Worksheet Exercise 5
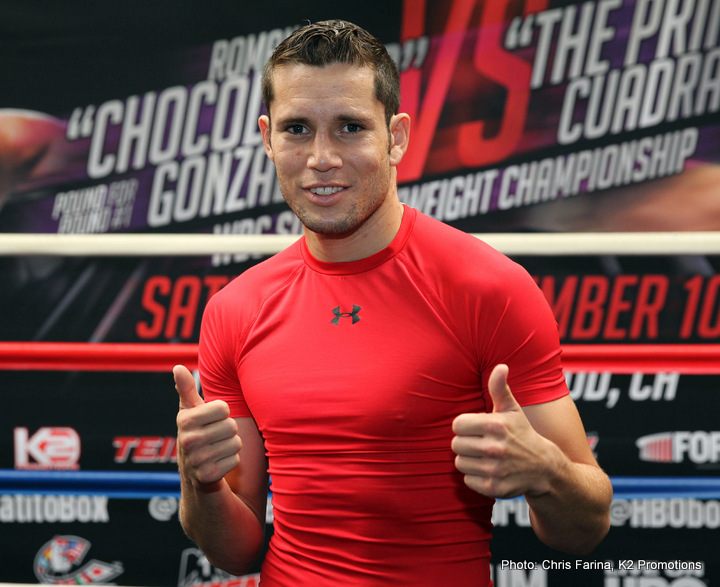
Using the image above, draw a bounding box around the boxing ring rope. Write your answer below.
[3,230,720,256]
[1,468,717,500]
[2,230,720,501]
[0,341,719,374]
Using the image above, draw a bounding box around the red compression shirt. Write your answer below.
[199,206,568,586]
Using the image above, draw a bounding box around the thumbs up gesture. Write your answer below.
[174,365,242,488]
[451,364,555,499]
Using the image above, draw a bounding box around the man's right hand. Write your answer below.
[174,365,242,488]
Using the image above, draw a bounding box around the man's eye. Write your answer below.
[343,123,362,133]
[287,124,306,135]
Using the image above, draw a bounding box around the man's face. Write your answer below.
[259,63,406,239]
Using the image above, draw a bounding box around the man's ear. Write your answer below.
[258,115,274,161]
[388,113,410,167]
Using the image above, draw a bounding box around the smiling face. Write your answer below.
[259,63,410,260]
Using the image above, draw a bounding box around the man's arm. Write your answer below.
[521,389,612,554]
[174,365,268,575]
[452,364,612,555]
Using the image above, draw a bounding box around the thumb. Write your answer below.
[173,365,204,410]
[488,364,520,413]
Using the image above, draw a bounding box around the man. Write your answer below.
[174,20,612,586]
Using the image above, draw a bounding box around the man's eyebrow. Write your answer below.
[274,112,374,127]
[336,111,373,123]
[275,116,310,127]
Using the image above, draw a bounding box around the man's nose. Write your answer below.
[307,133,342,171]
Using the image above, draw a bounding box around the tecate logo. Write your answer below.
[14,427,81,470]
[637,431,720,464]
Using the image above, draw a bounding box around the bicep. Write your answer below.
[523,395,598,467]
[224,416,269,526]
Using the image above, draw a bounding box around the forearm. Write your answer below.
[180,477,265,575]
[525,451,612,555]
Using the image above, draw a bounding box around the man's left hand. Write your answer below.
[451,364,556,499]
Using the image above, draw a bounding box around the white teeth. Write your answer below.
[310,186,344,196]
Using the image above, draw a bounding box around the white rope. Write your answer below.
[1,231,720,256]
[0,233,301,256]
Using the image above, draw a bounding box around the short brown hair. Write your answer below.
[261,20,400,125]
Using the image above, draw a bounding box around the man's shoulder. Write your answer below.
[407,209,521,280]
[208,238,305,309]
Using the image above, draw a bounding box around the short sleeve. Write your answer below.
[198,288,253,418]
[476,257,568,408]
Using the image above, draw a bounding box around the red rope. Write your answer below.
[559,344,720,374]
[0,342,718,373]
[0,342,199,372]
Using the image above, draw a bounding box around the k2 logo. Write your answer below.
[331,305,361,325]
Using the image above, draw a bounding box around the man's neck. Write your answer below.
[304,200,404,263]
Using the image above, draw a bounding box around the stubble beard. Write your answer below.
[279,165,393,239]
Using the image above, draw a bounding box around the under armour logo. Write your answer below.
[331,305,361,325]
